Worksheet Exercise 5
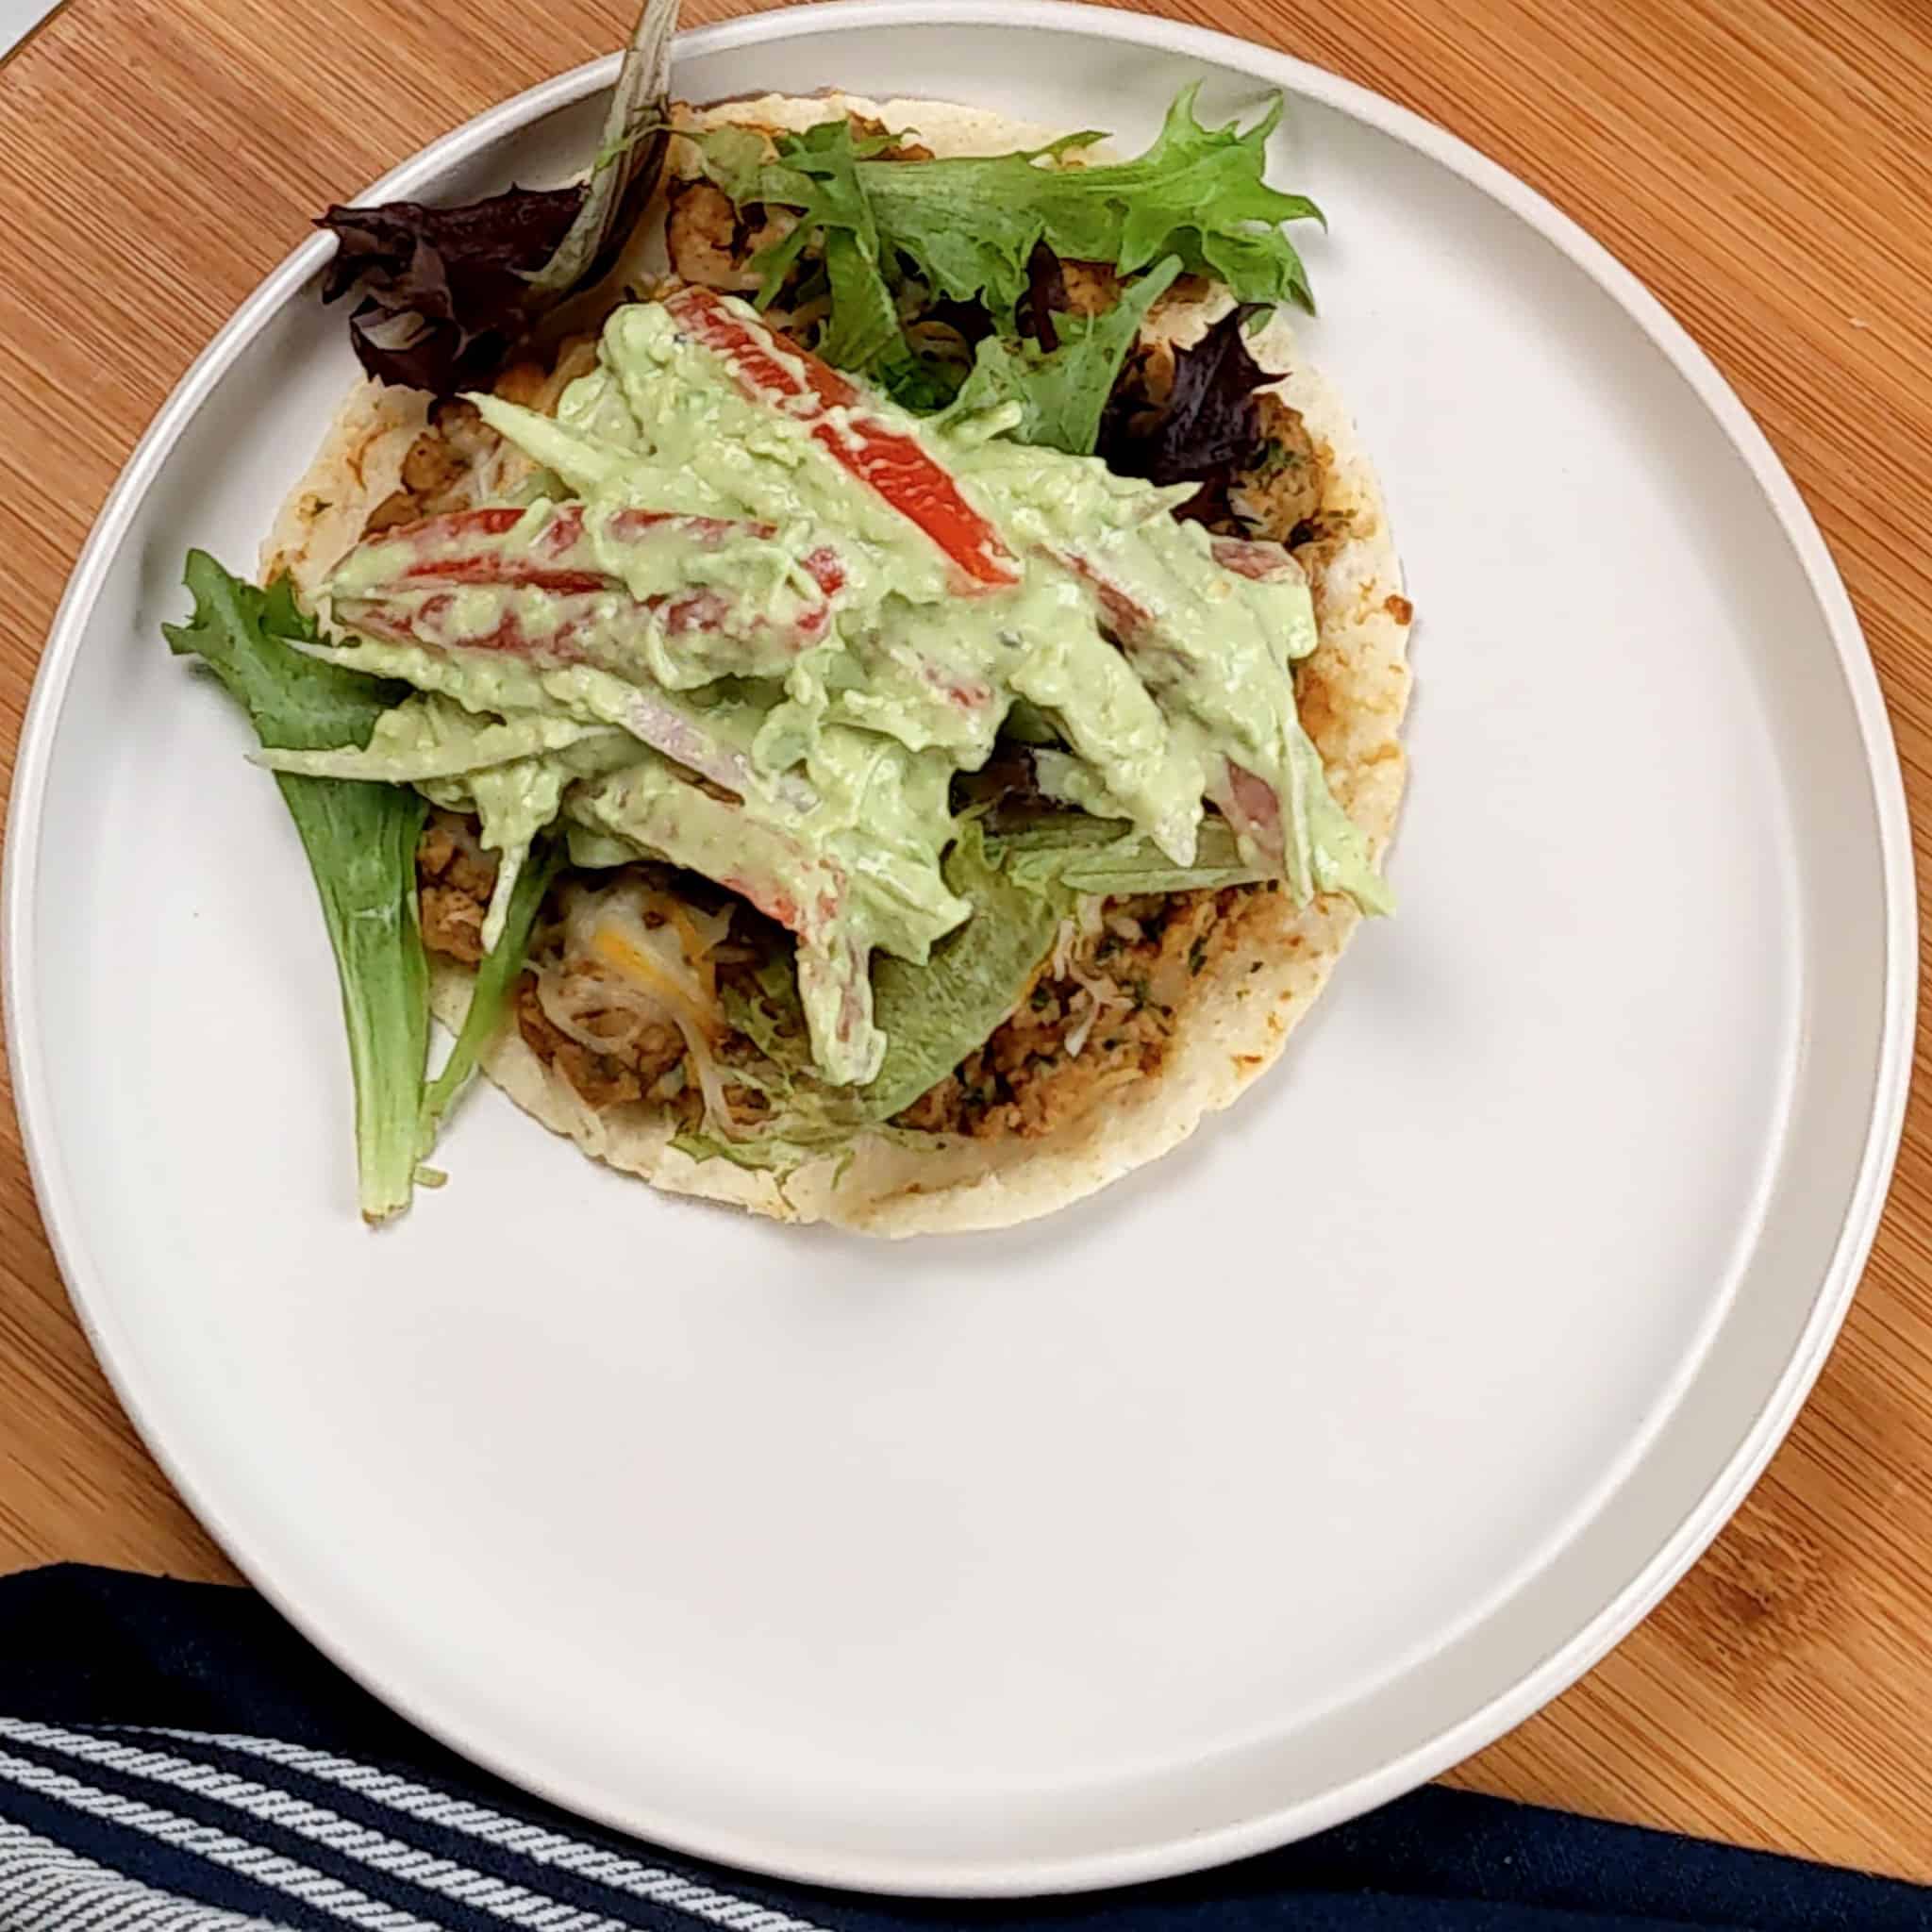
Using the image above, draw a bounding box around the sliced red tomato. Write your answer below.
[662,285,1021,594]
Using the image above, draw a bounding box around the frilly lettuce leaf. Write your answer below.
[820,228,905,372]
[695,85,1320,435]
[708,85,1318,323]
[168,564,402,752]
[940,257,1180,457]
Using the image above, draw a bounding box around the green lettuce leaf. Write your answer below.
[819,226,904,371]
[989,812,1271,894]
[164,553,430,1224]
[858,822,1072,1120]
[704,117,886,306]
[1299,733,1393,915]
[168,564,404,751]
[418,838,559,1151]
[420,758,569,955]
[723,822,1071,1146]
[251,693,622,782]
[700,84,1320,356]
[874,347,973,414]
[670,1129,824,1175]
[940,257,1180,456]
[993,782,1391,910]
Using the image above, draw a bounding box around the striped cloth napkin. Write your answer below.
[0,1566,1923,1931]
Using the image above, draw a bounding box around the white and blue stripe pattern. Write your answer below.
[0,1722,826,1932]
[0,1817,287,1932]
[123,1735,815,1932]
[4,1590,1929,1932]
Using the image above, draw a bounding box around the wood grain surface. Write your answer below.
[2,0,1928,1884]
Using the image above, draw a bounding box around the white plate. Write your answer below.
[4,0,1914,1897]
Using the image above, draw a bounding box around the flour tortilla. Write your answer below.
[270,92,1412,1237]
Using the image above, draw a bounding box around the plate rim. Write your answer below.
[3,0,1917,1894]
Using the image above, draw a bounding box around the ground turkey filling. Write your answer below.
[389,111,1347,1147]
[418,812,1278,1141]
[891,884,1276,1137]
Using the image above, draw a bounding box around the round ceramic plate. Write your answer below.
[4,0,1914,1897]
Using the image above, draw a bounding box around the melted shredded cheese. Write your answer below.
[1048,897,1129,1056]
[542,880,745,1128]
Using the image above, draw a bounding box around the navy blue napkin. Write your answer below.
[0,1565,1922,1931]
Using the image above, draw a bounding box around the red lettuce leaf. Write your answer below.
[1019,241,1069,352]
[314,0,675,398]
[1099,304,1272,503]
[317,187,587,395]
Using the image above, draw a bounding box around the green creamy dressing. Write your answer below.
[312,296,1381,1085]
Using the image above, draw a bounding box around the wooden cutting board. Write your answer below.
[2,0,1927,1884]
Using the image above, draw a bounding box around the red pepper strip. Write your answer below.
[1050,547,1156,645]
[591,765,880,1081]
[798,928,878,1079]
[340,504,847,658]
[1046,545,1198,689]
[385,503,607,594]
[1053,540,1301,645]
[915,660,996,711]
[662,285,1021,593]
[1208,535,1302,583]
[334,590,818,811]
[1051,542,1300,878]
[1208,758,1287,869]
[358,505,844,616]
[336,591,590,661]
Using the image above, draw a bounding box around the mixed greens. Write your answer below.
[170,42,1376,1219]
[687,87,1319,441]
